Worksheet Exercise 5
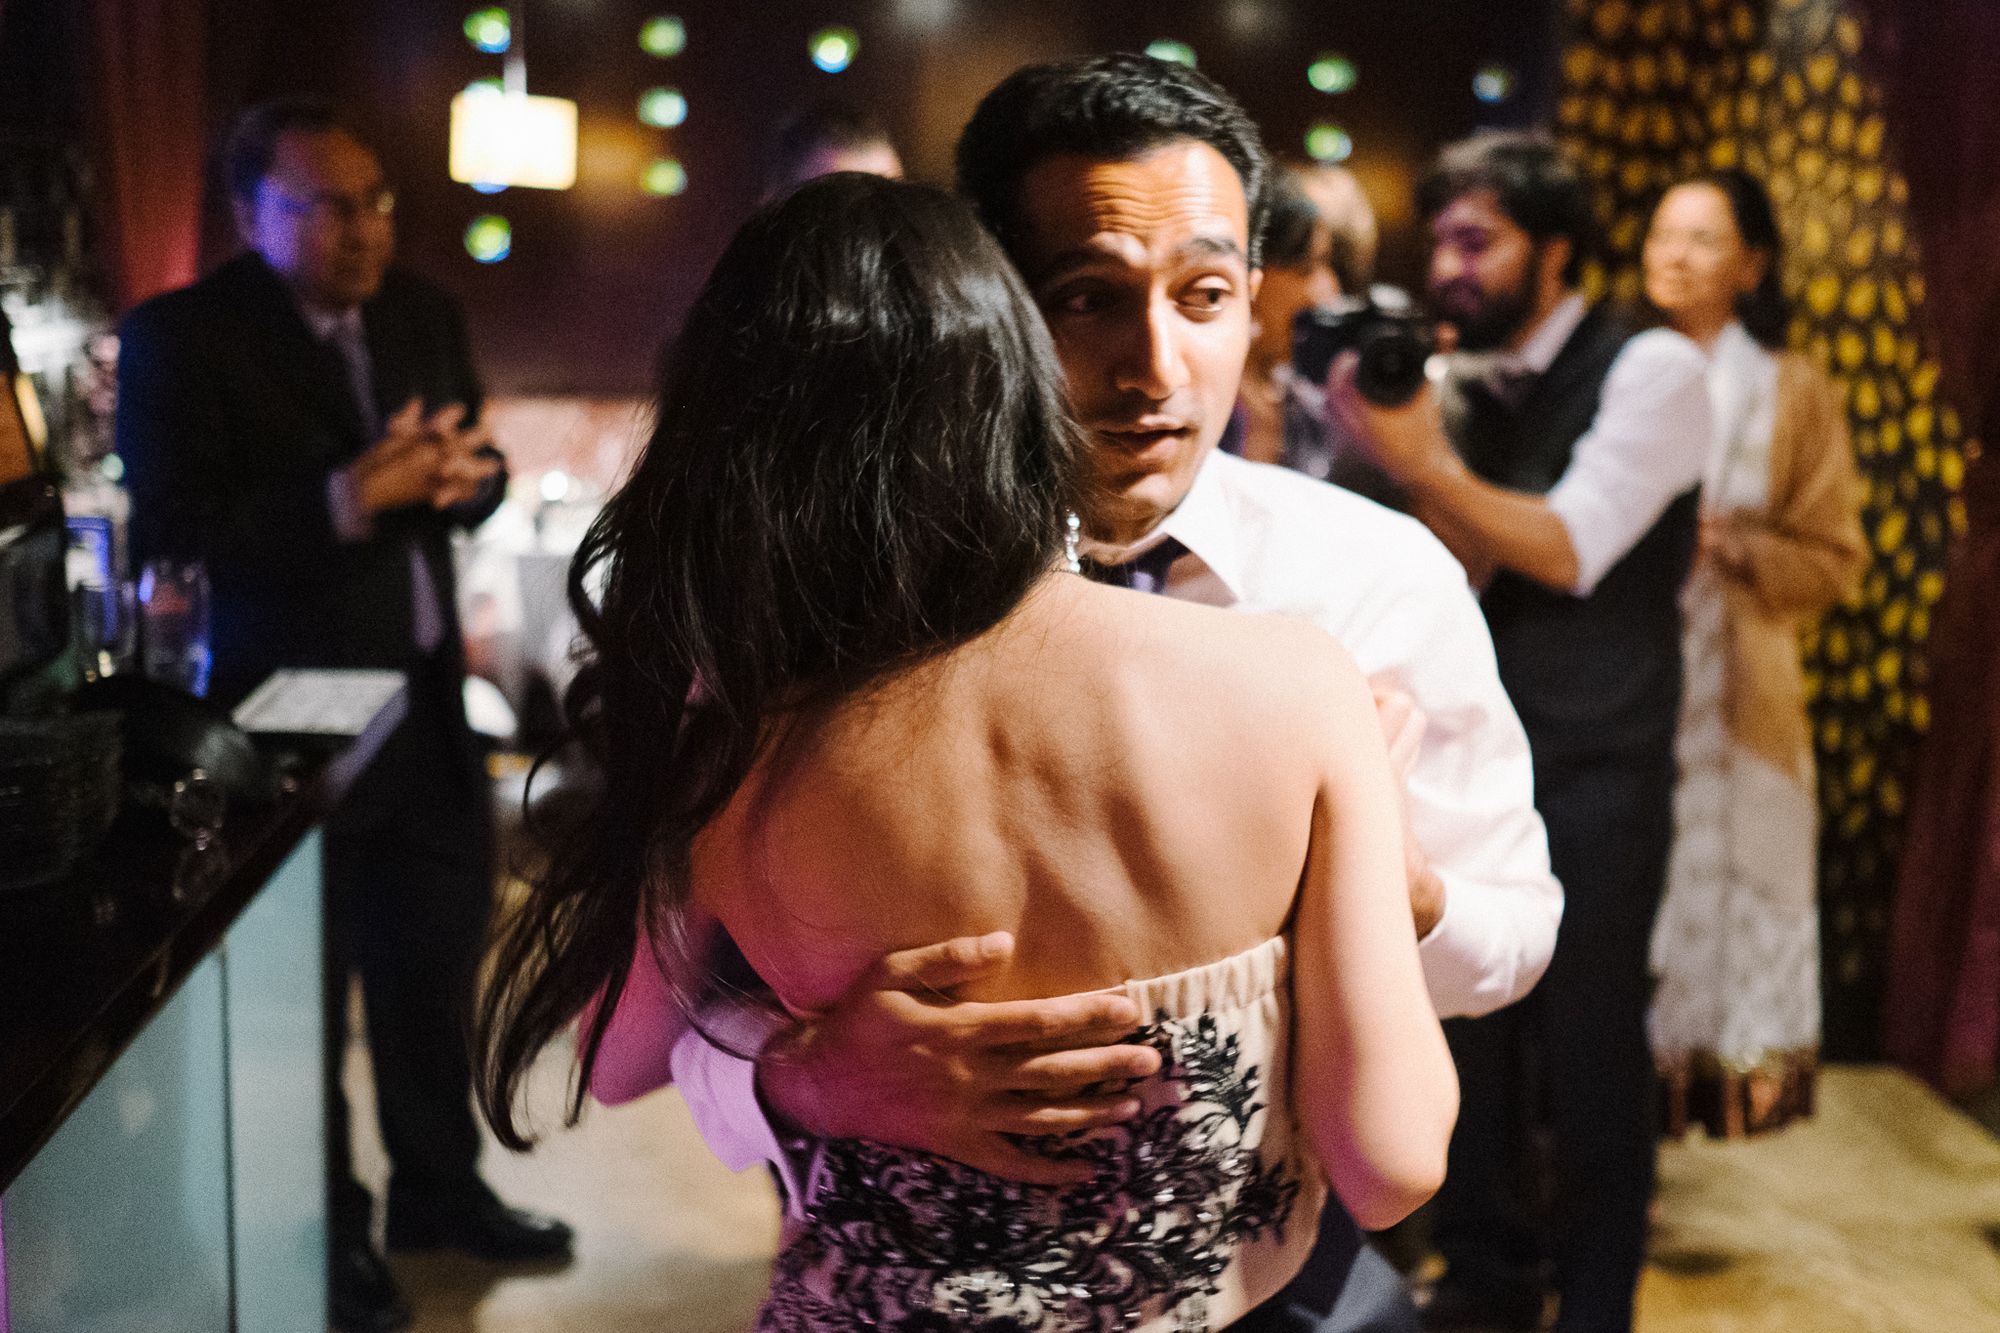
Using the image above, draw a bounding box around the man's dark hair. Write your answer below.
[1417,131,1596,285]
[223,97,371,203]
[956,53,1273,267]
[476,175,1090,1148]
[768,101,896,195]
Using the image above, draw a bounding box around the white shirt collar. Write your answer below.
[297,300,363,344]
[1503,292,1588,376]
[1708,320,1761,371]
[1077,448,1248,603]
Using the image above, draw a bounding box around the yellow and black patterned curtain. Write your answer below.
[1552,0,1971,1054]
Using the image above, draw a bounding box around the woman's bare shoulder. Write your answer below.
[1050,580,1371,737]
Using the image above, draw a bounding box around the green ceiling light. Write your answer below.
[1305,122,1354,163]
[464,214,513,263]
[1473,64,1517,104]
[638,87,687,128]
[641,157,689,196]
[464,7,511,53]
[1145,39,1197,68]
[810,25,859,73]
[1308,54,1357,94]
[639,15,687,57]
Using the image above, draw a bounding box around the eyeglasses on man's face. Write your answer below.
[263,185,396,228]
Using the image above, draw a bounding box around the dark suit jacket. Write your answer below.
[117,253,505,707]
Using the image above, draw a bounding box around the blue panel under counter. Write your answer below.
[2,955,233,1332]
[225,832,328,1333]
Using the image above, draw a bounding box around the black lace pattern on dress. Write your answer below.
[758,1011,1303,1333]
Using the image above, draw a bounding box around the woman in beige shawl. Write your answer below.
[1641,170,1867,1136]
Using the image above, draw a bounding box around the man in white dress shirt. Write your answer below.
[616,58,1562,1331]
[1329,133,1711,1333]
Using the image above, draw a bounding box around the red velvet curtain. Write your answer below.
[87,0,208,311]
[1865,0,2000,1097]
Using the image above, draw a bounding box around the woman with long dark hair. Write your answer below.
[1642,169,1866,1136]
[476,173,1454,1329]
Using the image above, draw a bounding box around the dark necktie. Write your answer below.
[1482,364,1538,412]
[325,311,380,438]
[322,313,445,655]
[1082,537,1188,594]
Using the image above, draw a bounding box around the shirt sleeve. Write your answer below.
[1348,531,1563,1017]
[1544,329,1712,596]
[669,1007,813,1211]
[326,465,373,542]
[587,921,811,1206]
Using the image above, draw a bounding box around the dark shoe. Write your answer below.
[386,1179,575,1263]
[330,1236,413,1333]
[1420,1277,1546,1331]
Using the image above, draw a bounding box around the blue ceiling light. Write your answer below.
[638,87,687,128]
[810,26,859,73]
[1474,64,1517,104]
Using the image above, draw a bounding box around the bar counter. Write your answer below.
[0,688,403,1332]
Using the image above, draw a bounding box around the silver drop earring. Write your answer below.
[1062,511,1082,574]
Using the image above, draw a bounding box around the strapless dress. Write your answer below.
[757,933,1327,1332]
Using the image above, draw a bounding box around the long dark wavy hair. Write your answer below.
[476,173,1090,1148]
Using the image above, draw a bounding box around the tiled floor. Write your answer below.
[349,1049,2000,1332]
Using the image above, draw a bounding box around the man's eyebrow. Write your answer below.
[1033,246,1118,285]
[1178,235,1247,265]
[1033,233,1247,285]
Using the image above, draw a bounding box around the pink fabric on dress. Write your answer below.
[585,931,692,1106]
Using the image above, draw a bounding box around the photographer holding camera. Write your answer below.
[1236,165,1423,512]
[1328,133,1710,1333]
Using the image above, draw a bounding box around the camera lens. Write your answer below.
[1355,325,1430,406]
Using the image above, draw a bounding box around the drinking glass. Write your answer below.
[138,559,212,697]
[71,576,135,681]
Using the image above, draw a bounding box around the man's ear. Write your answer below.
[1248,267,1264,302]
[231,193,259,249]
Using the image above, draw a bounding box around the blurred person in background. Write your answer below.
[1330,132,1711,1333]
[1238,168,1340,467]
[116,98,569,1333]
[764,100,905,199]
[1299,162,1380,298]
[1235,164,1408,509]
[1641,169,1865,1138]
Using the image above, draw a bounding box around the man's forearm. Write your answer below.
[1405,456,1580,593]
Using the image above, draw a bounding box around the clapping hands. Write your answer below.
[352,398,503,517]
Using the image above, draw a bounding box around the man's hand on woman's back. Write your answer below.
[755,931,1164,1186]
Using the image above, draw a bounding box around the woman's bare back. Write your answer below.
[692,571,1340,1011]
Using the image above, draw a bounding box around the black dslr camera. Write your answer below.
[1292,291,1435,407]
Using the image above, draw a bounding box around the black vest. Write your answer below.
[1448,306,1699,772]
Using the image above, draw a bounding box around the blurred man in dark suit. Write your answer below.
[117,99,570,1333]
